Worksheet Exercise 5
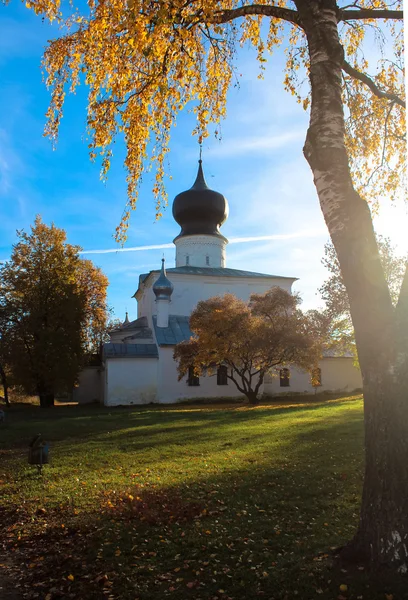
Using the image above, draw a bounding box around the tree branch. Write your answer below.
[213,4,300,27]
[254,371,265,396]
[339,9,403,22]
[342,60,406,108]
[227,371,246,395]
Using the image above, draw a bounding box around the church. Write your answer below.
[74,161,362,405]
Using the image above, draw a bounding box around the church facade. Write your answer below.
[74,162,362,405]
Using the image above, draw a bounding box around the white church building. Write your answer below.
[74,161,362,406]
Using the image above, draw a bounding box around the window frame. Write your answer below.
[311,367,322,387]
[187,366,200,387]
[279,368,290,387]
[217,365,228,386]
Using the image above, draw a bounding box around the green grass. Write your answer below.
[0,395,406,600]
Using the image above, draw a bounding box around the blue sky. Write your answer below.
[1,3,407,320]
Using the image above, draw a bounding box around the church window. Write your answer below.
[311,367,322,387]
[206,255,210,266]
[188,366,200,386]
[280,368,290,387]
[217,365,228,385]
[186,255,190,265]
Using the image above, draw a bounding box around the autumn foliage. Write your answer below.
[174,288,323,404]
[5,1,401,241]
[0,216,109,406]
[5,0,407,571]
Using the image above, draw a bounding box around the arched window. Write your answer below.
[206,255,210,266]
[279,368,290,387]
[186,255,190,265]
[187,366,199,387]
[217,365,228,386]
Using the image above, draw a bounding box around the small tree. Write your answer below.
[174,289,322,405]
[0,217,109,407]
[319,236,406,355]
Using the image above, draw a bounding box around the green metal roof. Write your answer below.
[152,315,192,346]
[136,266,297,296]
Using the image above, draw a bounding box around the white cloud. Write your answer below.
[206,130,304,159]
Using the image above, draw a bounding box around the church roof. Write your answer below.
[104,343,158,358]
[136,266,297,296]
[153,258,174,300]
[108,315,152,336]
[152,315,192,346]
[172,160,229,240]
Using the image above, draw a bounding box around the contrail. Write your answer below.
[79,229,326,256]
[79,243,174,255]
[228,230,325,244]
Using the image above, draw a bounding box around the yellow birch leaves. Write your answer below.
[17,0,405,239]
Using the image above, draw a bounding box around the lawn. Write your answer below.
[0,395,406,600]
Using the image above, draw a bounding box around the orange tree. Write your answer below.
[5,0,407,570]
[174,289,322,405]
[0,217,109,407]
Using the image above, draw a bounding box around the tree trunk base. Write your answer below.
[337,539,371,565]
[337,528,408,573]
[39,393,55,408]
[246,394,260,405]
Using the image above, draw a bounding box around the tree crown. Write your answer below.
[0,216,109,395]
[7,0,404,240]
[174,288,324,401]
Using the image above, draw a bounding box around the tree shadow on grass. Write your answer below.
[2,407,397,600]
[0,395,362,450]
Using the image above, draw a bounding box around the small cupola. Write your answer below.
[153,259,173,329]
[153,258,174,301]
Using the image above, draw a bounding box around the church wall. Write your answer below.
[72,367,102,404]
[105,358,158,406]
[263,358,362,396]
[157,347,249,404]
[174,235,227,268]
[319,358,362,392]
[140,274,294,324]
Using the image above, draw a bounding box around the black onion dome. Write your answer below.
[153,259,174,300]
[172,161,229,240]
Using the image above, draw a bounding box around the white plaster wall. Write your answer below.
[139,273,295,323]
[320,358,362,392]
[157,347,251,403]
[175,235,227,268]
[263,358,362,396]
[73,367,102,404]
[105,358,158,406]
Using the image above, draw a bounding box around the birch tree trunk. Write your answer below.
[295,0,408,570]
